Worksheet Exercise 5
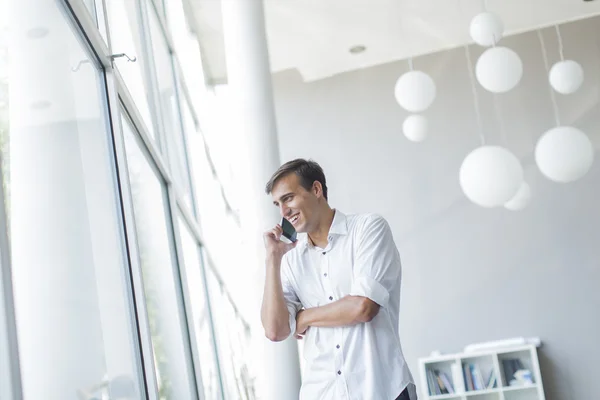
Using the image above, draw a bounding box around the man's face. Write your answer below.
[271,173,319,234]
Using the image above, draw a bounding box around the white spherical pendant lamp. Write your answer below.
[549,60,584,94]
[504,182,532,211]
[394,70,437,113]
[535,126,594,183]
[476,47,523,93]
[470,12,504,47]
[402,115,428,142]
[460,146,524,207]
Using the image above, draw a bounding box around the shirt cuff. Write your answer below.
[350,275,390,308]
[287,304,298,337]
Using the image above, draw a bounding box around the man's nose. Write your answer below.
[280,205,291,217]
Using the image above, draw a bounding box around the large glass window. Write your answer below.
[2,1,144,398]
[105,0,156,139]
[121,112,196,400]
[177,216,223,400]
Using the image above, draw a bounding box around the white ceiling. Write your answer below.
[191,0,600,84]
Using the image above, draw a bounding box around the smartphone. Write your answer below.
[281,217,298,243]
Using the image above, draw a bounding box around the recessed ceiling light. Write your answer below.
[30,100,51,110]
[27,27,49,39]
[349,45,366,54]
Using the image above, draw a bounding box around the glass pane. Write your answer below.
[121,114,195,400]
[164,0,207,119]
[146,4,192,206]
[205,264,256,400]
[187,127,228,240]
[95,0,109,43]
[83,0,98,23]
[171,79,194,207]
[2,1,144,398]
[105,0,155,139]
[177,216,223,400]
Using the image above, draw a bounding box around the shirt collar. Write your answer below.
[301,209,348,252]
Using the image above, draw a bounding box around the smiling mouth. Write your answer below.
[289,214,300,225]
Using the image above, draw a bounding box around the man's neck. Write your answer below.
[307,207,335,249]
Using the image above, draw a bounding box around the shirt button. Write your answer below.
[336,344,340,349]
[322,251,326,255]
[324,273,327,277]
[337,370,342,375]
[329,296,333,301]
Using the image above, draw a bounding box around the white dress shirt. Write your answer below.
[281,210,415,400]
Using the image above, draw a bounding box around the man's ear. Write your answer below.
[312,181,323,198]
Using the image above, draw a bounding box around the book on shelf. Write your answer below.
[486,369,497,389]
[427,369,455,395]
[462,363,496,391]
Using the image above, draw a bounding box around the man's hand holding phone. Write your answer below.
[263,220,298,261]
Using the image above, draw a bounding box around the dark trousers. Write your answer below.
[395,387,410,400]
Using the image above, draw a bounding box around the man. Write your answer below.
[261,159,416,400]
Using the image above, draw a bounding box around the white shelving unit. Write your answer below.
[418,344,545,400]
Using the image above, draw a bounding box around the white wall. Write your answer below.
[271,17,600,400]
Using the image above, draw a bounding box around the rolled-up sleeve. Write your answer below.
[349,214,401,308]
[281,255,302,335]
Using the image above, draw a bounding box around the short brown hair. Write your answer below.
[265,159,328,200]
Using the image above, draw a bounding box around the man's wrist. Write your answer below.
[265,252,283,265]
[299,308,312,329]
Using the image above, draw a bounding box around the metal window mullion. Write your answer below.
[170,59,200,218]
[138,0,168,156]
[107,75,161,400]
[101,71,156,400]
[176,195,205,246]
[166,187,204,400]
[170,57,201,128]
[63,0,112,69]
[197,248,227,400]
[0,164,23,400]
[114,70,173,186]
[98,0,114,54]
[148,0,177,55]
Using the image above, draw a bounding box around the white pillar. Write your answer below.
[220,1,302,400]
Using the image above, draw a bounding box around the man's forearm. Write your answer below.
[300,295,380,329]
[260,255,291,341]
